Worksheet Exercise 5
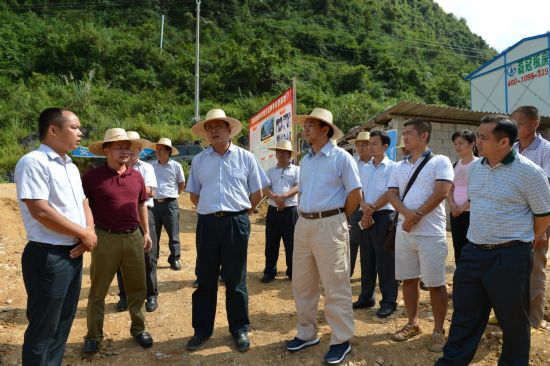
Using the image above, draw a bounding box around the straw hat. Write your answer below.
[349,131,370,144]
[191,109,242,139]
[126,131,153,149]
[154,137,179,155]
[88,128,142,156]
[268,140,297,155]
[294,108,344,140]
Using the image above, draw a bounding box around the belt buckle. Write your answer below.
[214,212,224,218]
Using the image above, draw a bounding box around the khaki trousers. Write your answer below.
[292,213,354,345]
[86,229,147,341]
[529,242,548,328]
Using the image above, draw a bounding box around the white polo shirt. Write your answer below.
[133,159,157,208]
[266,163,299,207]
[15,144,86,246]
[388,152,454,236]
[152,159,185,199]
[361,155,396,211]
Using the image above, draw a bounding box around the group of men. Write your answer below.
[13,103,550,366]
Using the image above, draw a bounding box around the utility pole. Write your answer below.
[160,14,165,53]
[193,0,201,124]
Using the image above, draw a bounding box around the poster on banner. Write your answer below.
[249,88,294,171]
[386,129,398,161]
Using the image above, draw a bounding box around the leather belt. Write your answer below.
[472,240,530,250]
[154,197,177,204]
[209,209,248,218]
[300,208,344,220]
[96,226,140,235]
[269,205,297,212]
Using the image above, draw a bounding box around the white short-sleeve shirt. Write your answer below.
[266,164,299,207]
[134,160,157,208]
[15,144,86,245]
[152,159,185,199]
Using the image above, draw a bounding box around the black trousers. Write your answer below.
[21,242,82,366]
[117,208,158,299]
[437,242,532,366]
[263,205,297,277]
[153,198,181,262]
[348,208,362,277]
[193,211,250,337]
[450,211,470,263]
[357,210,398,309]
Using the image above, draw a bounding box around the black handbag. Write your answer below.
[384,153,434,250]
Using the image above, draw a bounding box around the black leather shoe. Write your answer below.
[376,307,396,318]
[186,334,209,351]
[352,300,375,309]
[261,274,275,283]
[116,297,128,312]
[234,331,250,352]
[83,340,100,354]
[146,297,158,312]
[134,332,153,348]
[169,260,181,271]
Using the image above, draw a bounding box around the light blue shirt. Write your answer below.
[186,144,267,215]
[15,144,86,246]
[299,141,361,212]
[266,163,300,207]
[361,155,395,211]
[152,159,185,199]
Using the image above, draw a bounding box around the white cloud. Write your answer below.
[435,0,550,52]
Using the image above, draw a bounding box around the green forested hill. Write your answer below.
[0,0,495,178]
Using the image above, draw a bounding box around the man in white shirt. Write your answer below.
[151,138,185,271]
[14,108,97,364]
[262,140,300,283]
[355,131,398,318]
[387,119,453,352]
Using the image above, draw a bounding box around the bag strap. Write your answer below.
[401,152,434,201]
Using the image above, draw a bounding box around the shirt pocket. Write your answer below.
[233,168,248,180]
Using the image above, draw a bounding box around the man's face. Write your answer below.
[204,120,231,144]
[155,145,171,162]
[302,119,328,144]
[275,149,291,165]
[476,122,507,158]
[129,144,141,164]
[52,111,82,152]
[355,140,370,160]
[512,112,538,140]
[403,125,428,151]
[104,140,131,164]
[368,135,387,158]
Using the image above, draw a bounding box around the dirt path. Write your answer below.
[0,183,548,365]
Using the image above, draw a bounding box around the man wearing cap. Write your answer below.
[151,138,185,271]
[82,128,153,354]
[115,131,159,313]
[261,140,300,283]
[185,109,267,352]
[286,108,362,365]
[15,108,97,365]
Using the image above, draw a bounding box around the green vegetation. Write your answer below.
[0,0,495,179]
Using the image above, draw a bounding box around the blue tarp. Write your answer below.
[71,146,154,159]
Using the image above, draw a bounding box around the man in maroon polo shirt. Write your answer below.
[82,128,153,354]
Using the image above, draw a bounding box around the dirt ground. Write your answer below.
[0,182,549,366]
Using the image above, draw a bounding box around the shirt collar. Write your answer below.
[39,144,71,164]
[514,135,542,152]
[207,143,236,156]
[404,148,431,164]
[308,140,334,158]
[481,148,517,167]
[101,163,134,176]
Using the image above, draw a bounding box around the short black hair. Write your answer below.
[512,106,539,121]
[38,108,68,140]
[369,130,391,146]
[319,121,334,139]
[403,118,432,143]
[480,115,518,146]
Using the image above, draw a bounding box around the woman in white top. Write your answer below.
[448,130,478,263]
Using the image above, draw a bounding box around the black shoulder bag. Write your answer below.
[383,153,434,250]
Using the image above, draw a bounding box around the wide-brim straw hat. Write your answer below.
[154,137,179,155]
[191,109,242,139]
[294,107,344,140]
[126,131,154,149]
[268,139,297,156]
[349,131,370,144]
[88,128,143,156]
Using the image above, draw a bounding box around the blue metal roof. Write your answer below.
[464,32,550,80]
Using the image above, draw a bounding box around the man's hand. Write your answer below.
[143,233,153,253]
[69,242,89,259]
[533,235,549,250]
[274,195,286,209]
[402,210,422,232]
[80,227,97,251]
[450,205,462,218]
[361,214,374,230]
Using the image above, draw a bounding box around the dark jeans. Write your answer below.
[357,210,398,309]
[348,209,362,277]
[153,198,181,262]
[450,211,470,263]
[437,242,532,366]
[21,242,82,366]
[117,208,158,299]
[193,211,250,337]
[263,205,298,278]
